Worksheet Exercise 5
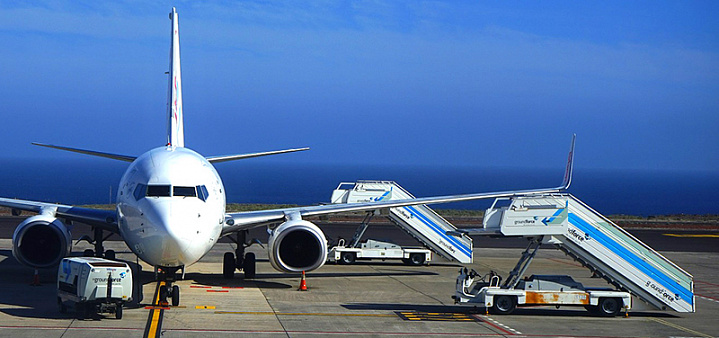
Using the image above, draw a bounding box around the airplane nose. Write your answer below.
[144,199,207,266]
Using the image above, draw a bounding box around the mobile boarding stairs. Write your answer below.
[450,194,694,313]
[330,181,473,264]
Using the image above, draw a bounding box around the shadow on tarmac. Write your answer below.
[342,302,679,318]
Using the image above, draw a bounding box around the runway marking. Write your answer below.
[648,317,713,338]
[698,295,719,303]
[663,233,719,238]
[397,312,478,322]
[143,281,165,338]
[476,315,522,335]
[215,311,395,317]
[207,289,229,292]
[195,305,216,309]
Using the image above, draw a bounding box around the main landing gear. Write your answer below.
[156,266,183,307]
[78,227,116,260]
[223,230,258,279]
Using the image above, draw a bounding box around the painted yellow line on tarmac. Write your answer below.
[664,233,719,238]
[215,311,395,317]
[196,305,216,309]
[143,281,165,338]
[397,312,478,322]
[648,317,713,338]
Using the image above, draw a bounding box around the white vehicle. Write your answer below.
[1,7,576,306]
[329,239,432,265]
[454,269,631,316]
[57,257,133,319]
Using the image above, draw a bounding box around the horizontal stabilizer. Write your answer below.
[32,143,136,162]
[206,147,309,163]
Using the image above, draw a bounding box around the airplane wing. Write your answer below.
[223,135,576,235]
[0,197,119,232]
[206,147,310,163]
[32,143,136,162]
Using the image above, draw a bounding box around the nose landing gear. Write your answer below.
[156,266,183,306]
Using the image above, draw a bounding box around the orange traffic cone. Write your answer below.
[298,271,308,291]
[30,269,40,286]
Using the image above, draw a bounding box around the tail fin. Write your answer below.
[166,7,184,147]
[560,134,576,190]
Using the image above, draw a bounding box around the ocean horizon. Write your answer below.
[0,158,716,216]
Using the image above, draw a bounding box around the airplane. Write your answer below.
[0,8,575,306]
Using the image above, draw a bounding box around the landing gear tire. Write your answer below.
[491,295,517,315]
[407,253,425,266]
[223,252,235,279]
[171,285,180,307]
[243,252,256,279]
[83,249,94,257]
[104,250,116,260]
[159,285,168,303]
[115,304,123,319]
[340,252,356,265]
[596,298,621,317]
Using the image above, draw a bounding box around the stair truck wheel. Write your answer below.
[408,253,425,266]
[58,297,67,314]
[76,302,85,319]
[244,252,256,279]
[223,252,235,279]
[340,252,356,265]
[597,298,621,317]
[491,295,517,315]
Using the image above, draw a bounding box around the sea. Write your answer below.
[0,158,716,216]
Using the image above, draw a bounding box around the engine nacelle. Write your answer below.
[12,215,72,268]
[268,219,328,273]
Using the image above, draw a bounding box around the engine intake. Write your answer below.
[12,215,72,268]
[268,219,327,273]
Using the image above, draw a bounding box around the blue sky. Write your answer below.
[1,1,717,172]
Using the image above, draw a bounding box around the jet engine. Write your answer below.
[12,215,72,268]
[268,219,328,273]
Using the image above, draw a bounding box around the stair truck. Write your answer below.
[450,194,694,316]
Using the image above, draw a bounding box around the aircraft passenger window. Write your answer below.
[147,185,171,197]
[197,185,209,201]
[174,186,197,197]
[133,184,146,201]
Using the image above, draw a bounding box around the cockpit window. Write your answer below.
[133,184,146,201]
[197,185,209,201]
[147,185,171,197]
[173,186,197,197]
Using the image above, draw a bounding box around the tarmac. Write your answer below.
[0,234,718,338]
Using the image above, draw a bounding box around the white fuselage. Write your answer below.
[116,146,226,267]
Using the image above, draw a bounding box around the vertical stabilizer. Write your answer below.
[166,7,184,147]
[561,134,576,190]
